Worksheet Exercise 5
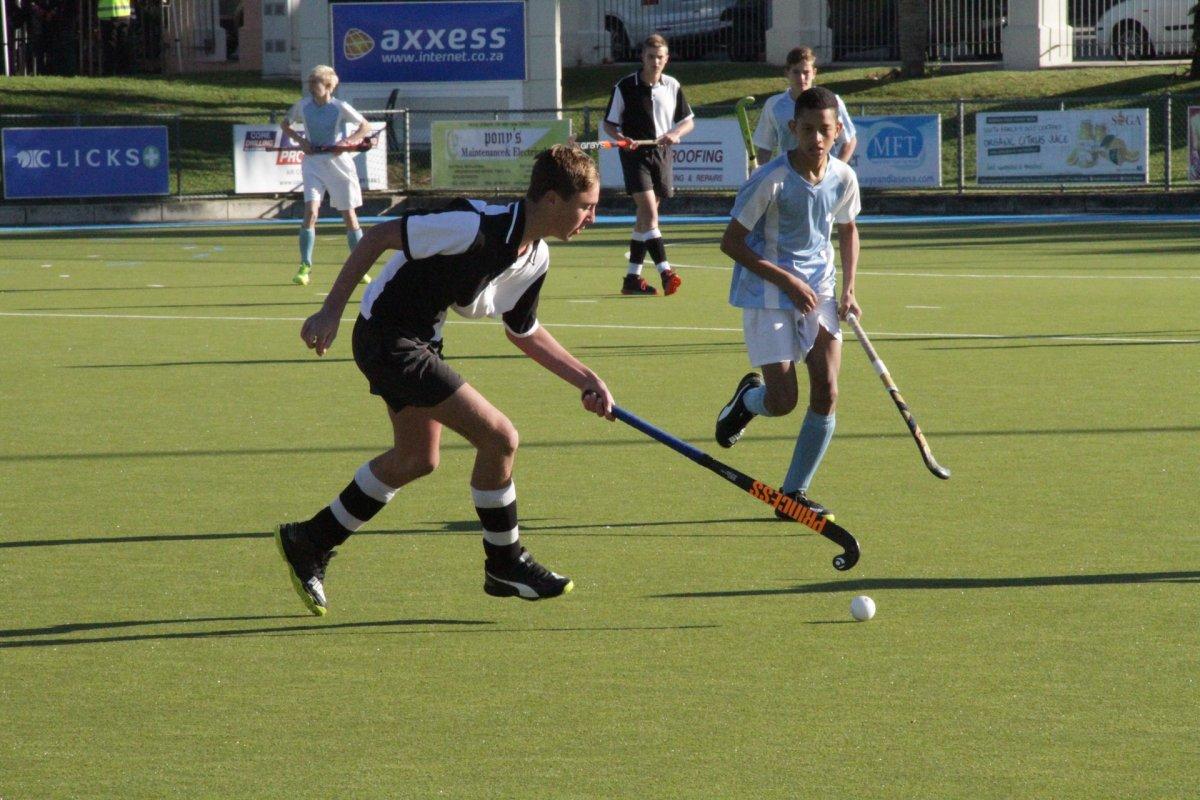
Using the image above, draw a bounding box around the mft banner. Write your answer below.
[976,109,1148,184]
[2,126,169,199]
[332,1,526,83]
[847,115,941,188]
[431,120,571,189]
[232,124,387,194]
[599,119,749,190]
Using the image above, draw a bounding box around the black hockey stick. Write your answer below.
[845,313,951,480]
[613,405,859,571]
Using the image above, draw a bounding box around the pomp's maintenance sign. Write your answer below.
[431,120,571,189]
[2,126,170,199]
[332,1,526,83]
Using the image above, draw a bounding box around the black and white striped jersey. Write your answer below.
[603,71,693,141]
[359,198,547,342]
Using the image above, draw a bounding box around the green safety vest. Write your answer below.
[97,0,131,20]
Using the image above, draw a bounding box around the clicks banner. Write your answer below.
[2,126,169,199]
[976,109,1148,184]
[232,124,387,194]
[331,1,526,84]
[431,120,571,189]
[846,115,941,188]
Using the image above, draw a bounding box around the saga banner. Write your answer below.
[977,109,1148,184]
[332,1,525,84]
[431,120,571,189]
[598,119,749,190]
[232,123,387,195]
[2,126,169,199]
[846,115,941,188]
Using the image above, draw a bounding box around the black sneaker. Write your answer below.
[275,522,336,616]
[773,489,834,523]
[484,547,574,601]
[621,274,659,296]
[715,371,764,448]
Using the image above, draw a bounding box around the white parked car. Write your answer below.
[1094,0,1196,58]
[603,0,737,61]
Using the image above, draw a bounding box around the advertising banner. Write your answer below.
[232,123,387,194]
[331,1,526,84]
[431,120,571,189]
[847,115,941,188]
[2,126,169,199]
[1189,106,1200,182]
[599,119,750,190]
[976,109,1148,184]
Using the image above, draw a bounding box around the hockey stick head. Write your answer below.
[735,95,756,111]
[776,500,860,571]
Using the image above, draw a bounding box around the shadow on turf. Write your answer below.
[651,571,1200,599]
[0,616,496,649]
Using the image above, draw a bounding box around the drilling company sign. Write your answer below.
[1,126,170,199]
[331,1,525,83]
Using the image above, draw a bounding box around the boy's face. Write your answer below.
[785,62,816,94]
[308,78,333,102]
[788,107,841,162]
[641,46,669,80]
[550,182,599,241]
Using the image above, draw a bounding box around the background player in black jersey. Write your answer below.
[275,146,613,615]
[603,33,694,296]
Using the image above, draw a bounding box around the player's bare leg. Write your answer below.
[622,190,660,295]
[777,326,841,519]
[341,208,370,284]
[633,189,680,295]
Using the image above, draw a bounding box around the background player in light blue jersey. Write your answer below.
[281,65,373,287]
[715,86,861,521]
[752,47,856,168]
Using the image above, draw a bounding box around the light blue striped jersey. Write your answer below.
[285,97,366,148]
[728,154,860,309]
[752,90,856,161]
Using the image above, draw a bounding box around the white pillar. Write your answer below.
[524,0,562,110]
[767,0,830,65]
[1002,0,1073,69]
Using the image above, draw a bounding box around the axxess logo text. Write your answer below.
[13,147,158,169]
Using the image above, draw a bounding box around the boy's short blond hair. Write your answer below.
[308,65,339,91]
[527,145,599,202]
[785,46,816,68]
[642,33,669,53]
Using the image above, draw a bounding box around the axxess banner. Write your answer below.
[976,109,1149,184]
[232,124,387,195]
[598,119,750,190]
[331,1,526,84]
[2,126,169,199]
[847,115,941,188]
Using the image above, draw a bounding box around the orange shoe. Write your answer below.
[621,274,658,295]
[660,268,682,296]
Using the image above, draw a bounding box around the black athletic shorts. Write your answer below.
[351,315,465,412]
[619,145,673,197]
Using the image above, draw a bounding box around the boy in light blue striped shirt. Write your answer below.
[715,87,862,521]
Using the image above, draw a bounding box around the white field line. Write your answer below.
[1,310,1198,344]
[669,262,1200,281]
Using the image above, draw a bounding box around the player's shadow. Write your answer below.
[69,357,357,369]
[0,615,496,650]
[23,300,323,312]
[0,283,292,293]
[651,571,1200,600]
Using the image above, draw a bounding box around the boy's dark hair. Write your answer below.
[793,86,838,117]
[784,46,816,68]
[527,145,598,201]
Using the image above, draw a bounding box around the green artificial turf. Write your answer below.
[1,219,1198,798]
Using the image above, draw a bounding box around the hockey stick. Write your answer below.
[612,405,860,571]
[734,96,758,172]
[845,313,951,480]
[571,137,659,151]
[265,131,382,154]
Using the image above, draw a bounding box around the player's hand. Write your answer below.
[659,132,680,146]
[300,308,340,357]
[783,275,819,314]
[298,139,314,155]
[624,138,641,151]
[580,379,614,420]
[839,289,861,321]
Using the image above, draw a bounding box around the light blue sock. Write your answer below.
[299,227,316,265]
[782,409,836,493]
[347,227,363,251]
[743,385,776,417]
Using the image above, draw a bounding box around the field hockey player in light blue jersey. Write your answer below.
[752,46,856,168]
[714,86,861,523]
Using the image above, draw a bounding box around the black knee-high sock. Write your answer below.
[628,236,647,271]
[645,235,667,266]
[307,462,397,551]
[473,482,521,561]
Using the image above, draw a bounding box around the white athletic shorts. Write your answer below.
[742,297,841,367]
[301,152,362,211]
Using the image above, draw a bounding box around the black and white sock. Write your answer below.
[644,227,668,268]
[307,462,398,551]
[627,230,647,275]
[472,482,521,561]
